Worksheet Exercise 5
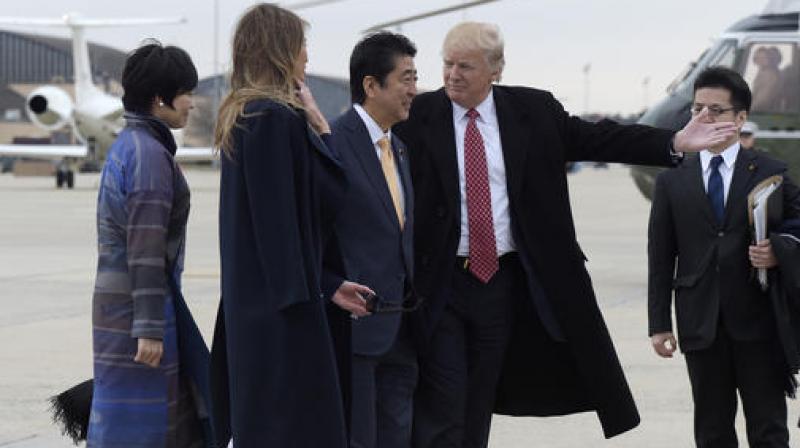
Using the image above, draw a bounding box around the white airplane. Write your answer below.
[0,14,214,189]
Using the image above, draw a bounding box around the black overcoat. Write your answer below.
[210,100,348,447]
[395,86,675,438]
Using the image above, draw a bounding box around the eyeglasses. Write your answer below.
[690,105,736,117]
[361,290,424,314]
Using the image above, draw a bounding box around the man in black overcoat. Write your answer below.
[394,22,738,448]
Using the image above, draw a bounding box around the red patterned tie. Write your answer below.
[464,108,498,283]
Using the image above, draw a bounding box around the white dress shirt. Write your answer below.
[700,142,740,204]
[353,103,405,212]
[452,91,515,256]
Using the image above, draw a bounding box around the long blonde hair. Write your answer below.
[214,3,306,156]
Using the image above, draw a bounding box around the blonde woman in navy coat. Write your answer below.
[209,4,369,446]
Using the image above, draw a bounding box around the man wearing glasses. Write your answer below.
[648,66,800,447]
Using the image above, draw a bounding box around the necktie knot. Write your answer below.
[710,155,724,171]
[466,108,480,120]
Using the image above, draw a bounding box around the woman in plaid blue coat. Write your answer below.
[88,42,213,447]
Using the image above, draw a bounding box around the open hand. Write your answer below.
[673,108,738,153]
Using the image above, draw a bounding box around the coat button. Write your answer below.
[436,206,446,218]
[718,231,724,237]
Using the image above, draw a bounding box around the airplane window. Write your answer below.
[742,43,799,114]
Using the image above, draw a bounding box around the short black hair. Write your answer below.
[693,66,752,113]
[349,32,417,104]
[121,41,198,114]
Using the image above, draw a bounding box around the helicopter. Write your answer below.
[631,0,800,199]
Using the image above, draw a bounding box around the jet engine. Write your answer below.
[25,86,74,131]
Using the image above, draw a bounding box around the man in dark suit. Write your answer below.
[648,67,800,447]
[394,22,738,448]
[323,32,418,448]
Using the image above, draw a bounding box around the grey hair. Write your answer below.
[442,22,505,81]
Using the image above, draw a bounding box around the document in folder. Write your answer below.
[747,175,784,291]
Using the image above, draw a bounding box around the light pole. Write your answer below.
[582,63,591,115]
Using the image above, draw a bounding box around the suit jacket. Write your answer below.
[322,107,415,356]
[395,85,676,438]
[210,100,348,447]
[648,149,800,352]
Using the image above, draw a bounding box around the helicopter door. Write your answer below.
[740,41,800,116]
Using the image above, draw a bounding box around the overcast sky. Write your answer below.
[0,0,770,114]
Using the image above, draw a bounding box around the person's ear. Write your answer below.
[363,76,378,99]
[490,69,501,84]
[735,110,748,128]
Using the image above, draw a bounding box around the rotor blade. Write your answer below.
[363,0,500,33]
[68,17,186,27]
[0,14,185,28]
[283,0,349,11]
[0,18,66,27]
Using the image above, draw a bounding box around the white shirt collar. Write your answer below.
[700,142,740,172]
[451,89,497,126]
[353,103,391,145]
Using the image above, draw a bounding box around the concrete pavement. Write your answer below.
[0,165,796,447]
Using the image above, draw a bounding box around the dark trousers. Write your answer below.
[412,254,522,448]
[685,325,789,448]
[351,322,418,448]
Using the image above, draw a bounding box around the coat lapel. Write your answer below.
[393,133,415,273]
[393,134,413,225]
[425,90,461,216]
[306,125,342,168]
[342,108,401,228]
[724,149,758,226]
[684,154,717,227]
[493,87,529,200]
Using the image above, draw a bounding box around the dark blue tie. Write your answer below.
[707,155,725,224]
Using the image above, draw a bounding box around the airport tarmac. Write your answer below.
[1,165,798,447]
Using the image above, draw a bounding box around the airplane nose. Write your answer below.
[29,95,48,114]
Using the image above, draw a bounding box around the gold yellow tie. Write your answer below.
[378,136,404,229]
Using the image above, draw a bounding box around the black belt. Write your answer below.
[455,252,518,271]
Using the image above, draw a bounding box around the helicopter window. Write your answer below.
[672,41,736,95]
[712,43,737,69]
[742,43,799,114]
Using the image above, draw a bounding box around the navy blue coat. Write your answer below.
[210,100,348,447]
[323,108,414,356]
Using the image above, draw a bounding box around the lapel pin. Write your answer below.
[748,162,756,172]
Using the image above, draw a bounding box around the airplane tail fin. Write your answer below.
[0,14,185,105]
